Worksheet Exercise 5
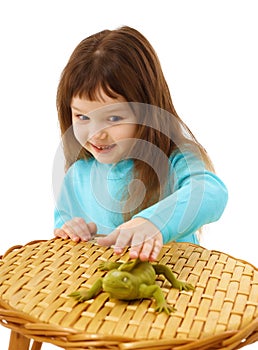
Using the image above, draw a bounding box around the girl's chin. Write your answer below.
[94,154,123,164]
[86,149,122,164]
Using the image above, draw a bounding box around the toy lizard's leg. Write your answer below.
[118,258,140,271]
[99,259,140,272]
[139,284,176,314]
[68,278,103,302]
[98,261,122,271]
[153,264,194,291]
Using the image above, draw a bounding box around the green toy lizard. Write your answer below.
[69,259,194,314]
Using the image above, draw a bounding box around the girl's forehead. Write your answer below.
[71,92,126,111]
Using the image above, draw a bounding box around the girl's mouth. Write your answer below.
[90,143,116,153]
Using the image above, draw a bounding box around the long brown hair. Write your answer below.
[56,26,214,220]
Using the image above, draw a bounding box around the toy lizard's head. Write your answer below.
[103,270,136,299]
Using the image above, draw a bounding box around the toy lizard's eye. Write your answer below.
[122,277,128,283]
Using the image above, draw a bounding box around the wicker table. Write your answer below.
[0,238,257,350]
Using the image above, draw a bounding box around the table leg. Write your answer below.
[8,330,30,350]
[31,341,43,350]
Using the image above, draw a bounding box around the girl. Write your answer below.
[54,26,228,261]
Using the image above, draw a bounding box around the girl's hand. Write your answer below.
[54,217,97,242]
[97,217,163,261]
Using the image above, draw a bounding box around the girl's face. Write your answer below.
[71,92,137,164]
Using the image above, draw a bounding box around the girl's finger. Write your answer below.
[130,233,155,261]
[149,235,163,261]
[112,228,133,254]
[62,222,75,235]
[96,229,120,247]
[129,231,146,259]
[139,238,155,261]
[62,221,81,242]
[72,217,91,241]
[54,228,68,239]
[87,222,97,235]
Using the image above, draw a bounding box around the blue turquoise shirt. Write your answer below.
[54,151,228,244]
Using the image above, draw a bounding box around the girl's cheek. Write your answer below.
[73,123,89,146]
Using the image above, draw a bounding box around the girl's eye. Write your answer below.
[73,114,90,121]
[77,114,89,121]
[109,115,122,122]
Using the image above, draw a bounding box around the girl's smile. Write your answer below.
[88,142,116,153]
[71,92,137,164]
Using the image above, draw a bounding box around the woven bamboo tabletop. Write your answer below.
[0,238,257,349]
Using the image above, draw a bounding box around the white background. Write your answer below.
[0,1,257,349]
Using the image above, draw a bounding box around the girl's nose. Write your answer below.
[91,130,108,141]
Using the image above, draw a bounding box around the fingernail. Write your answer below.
[140,254,149,261]
[114,248,123,254]
[149,254,157,261]
[129,251,138,259]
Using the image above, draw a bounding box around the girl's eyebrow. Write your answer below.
[71,104,128,115]
[71,106,85,112]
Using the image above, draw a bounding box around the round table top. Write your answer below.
[0,238,257,349]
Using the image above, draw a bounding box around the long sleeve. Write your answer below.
[133,151,228,243]
[54,164,88,229]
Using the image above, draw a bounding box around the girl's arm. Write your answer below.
[98,151,228,260]
[132,151,228,243]
[54,162,97,242]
